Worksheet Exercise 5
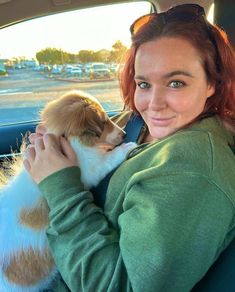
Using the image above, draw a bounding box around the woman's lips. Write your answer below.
[150,116,176,126]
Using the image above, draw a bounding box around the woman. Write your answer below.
[25,4,235,291]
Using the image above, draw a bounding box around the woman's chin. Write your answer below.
[149,127,176,140]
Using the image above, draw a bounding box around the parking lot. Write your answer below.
[0,68,123,124]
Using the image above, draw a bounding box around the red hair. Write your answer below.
[119,18,235,131]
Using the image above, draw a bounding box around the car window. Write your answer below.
[0,1,152,126]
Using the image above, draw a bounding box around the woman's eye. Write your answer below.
[168,81,185,88]
[137,82,150,89]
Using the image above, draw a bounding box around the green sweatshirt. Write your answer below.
[39,116,235,292]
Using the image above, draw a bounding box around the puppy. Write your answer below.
[0,90,136,291]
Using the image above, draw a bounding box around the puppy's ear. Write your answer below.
[81,105,106,132]
[41,94,105,141]
[41,99,86,137]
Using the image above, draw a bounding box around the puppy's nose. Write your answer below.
[119,131,126,139]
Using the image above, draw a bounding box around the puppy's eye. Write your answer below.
[82,129,101,137]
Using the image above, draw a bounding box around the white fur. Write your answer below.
[0,136,136,291]
[70,138,136,189]
[0,166,58,291]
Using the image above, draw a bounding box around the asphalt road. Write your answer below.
[0,69,123,125]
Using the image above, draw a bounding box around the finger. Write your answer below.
[35,137,45,152]
[24,145,36,162]
[28,123,46,144]
[28,133,43,144]
[36,123,47,135]
[23,159,31,172]
[44,133,61,152]
[60,137,77,161]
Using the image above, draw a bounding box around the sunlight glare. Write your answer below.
[207,3,214,24]
[0,2,151,59]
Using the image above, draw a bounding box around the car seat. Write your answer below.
[192,236,235,291]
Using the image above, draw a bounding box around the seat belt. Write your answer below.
[91,113,144,208]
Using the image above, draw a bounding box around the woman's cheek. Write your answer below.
[169,97,191,113]
[134,92,146,111]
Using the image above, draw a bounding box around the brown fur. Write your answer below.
[19,198,49,229]
[41,91,117,146]
[4,248,54,286]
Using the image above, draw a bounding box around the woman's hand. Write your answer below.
[23,133,78,184]
[28,123,46,144]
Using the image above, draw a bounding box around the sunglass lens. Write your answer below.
[130,4,205,35]
[168,4,205,18]
[131,14,155,35]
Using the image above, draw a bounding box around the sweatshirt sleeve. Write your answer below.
[39,166,132,291]
[39,166,234,292]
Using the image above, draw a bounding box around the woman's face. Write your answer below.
[134,37,215,140]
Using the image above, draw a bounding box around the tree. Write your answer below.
[35,41,128,65]
[93,49,110,63]
[78,50,95,63]
[108,40,128,63]
[36,48,76,64]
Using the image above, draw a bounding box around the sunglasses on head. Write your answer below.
[130,4,207,35]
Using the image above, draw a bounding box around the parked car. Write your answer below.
[51,65,63,75]
[83,63,93,77]
[14,64,24,69]
[67,66,83,78]
[0,67,7,76]
[108,63,118,73]
[89,63,111,79]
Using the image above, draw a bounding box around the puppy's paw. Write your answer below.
[105,142,137,167]
[119,142,137,155]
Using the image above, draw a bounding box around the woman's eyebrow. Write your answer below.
[134,71,194,81]
[134,75,147,80]
[163,70,195,79]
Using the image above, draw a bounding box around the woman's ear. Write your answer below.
[207,83,215,98]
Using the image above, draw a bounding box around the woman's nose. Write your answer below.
[148,88,167,110]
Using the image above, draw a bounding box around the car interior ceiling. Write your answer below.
[0,0,213,28]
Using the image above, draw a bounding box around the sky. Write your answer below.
[0,2,151,59]
[0,2,214,60]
